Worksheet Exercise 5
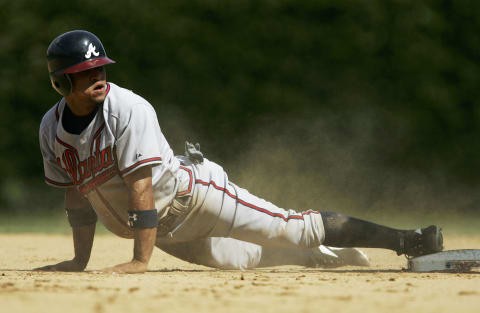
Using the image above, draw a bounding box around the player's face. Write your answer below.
[69,66,107,105]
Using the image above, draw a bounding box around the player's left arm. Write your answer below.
[100,165,157,274]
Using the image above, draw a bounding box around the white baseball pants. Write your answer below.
[157,158,325,250]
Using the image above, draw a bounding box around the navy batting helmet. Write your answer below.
[46,30,115,96]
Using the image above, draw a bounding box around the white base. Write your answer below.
[408,249,480,272]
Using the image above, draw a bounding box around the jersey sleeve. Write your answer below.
[114,101,164,176]
[39,121,74,188]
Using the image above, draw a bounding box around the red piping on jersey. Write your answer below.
[79,166,118,195]
[90,123,106,156]
[194,179,318,222]
[93,123,105,139]
[55,136,80,159]
[177,166,193,196]
[45,176,74,187]
[120,157,163,176]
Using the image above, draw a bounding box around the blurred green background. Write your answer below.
[1,0,479,230]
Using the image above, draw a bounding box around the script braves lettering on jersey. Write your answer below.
[85,43,100,59]
[56,134,114,186]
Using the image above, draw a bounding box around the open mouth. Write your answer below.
[91,82,106,93]
[94,84,105,91]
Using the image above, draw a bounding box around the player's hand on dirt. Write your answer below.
[97,260,148,274]
[33,259,86,272]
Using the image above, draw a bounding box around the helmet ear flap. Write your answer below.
[50,73,72,97]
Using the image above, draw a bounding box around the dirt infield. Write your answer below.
[0,234,479,313]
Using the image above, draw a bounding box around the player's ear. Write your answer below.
[66,73,74,86]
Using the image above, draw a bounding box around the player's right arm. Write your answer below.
[34,188,96,272]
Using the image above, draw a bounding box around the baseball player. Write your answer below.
[35,30,443,274]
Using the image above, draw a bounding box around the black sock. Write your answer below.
[321,211,406,251]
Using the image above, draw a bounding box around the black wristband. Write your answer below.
[65,207,97,227]
[128,209,158,228]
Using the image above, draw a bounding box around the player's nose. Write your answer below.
[90,66,106,82]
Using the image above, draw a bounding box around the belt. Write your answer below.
[157,160,195,237]
[157,211,179,236]
[157,193,192,237]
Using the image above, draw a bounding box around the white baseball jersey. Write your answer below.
[39,82,181,238]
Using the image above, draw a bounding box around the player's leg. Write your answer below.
[320,211,443,257]
[258,245,370,268]
[156,238,261,270]
[172,162,325,250]
[156,237,369,270]
[167,159,442,258]
[219,186,443,257]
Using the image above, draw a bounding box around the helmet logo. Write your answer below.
[85,43,100,59]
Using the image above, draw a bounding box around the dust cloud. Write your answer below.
[158,103,478,230]
[220,108,479,227]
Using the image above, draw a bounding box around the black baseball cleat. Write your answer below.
[397,225,444,258]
